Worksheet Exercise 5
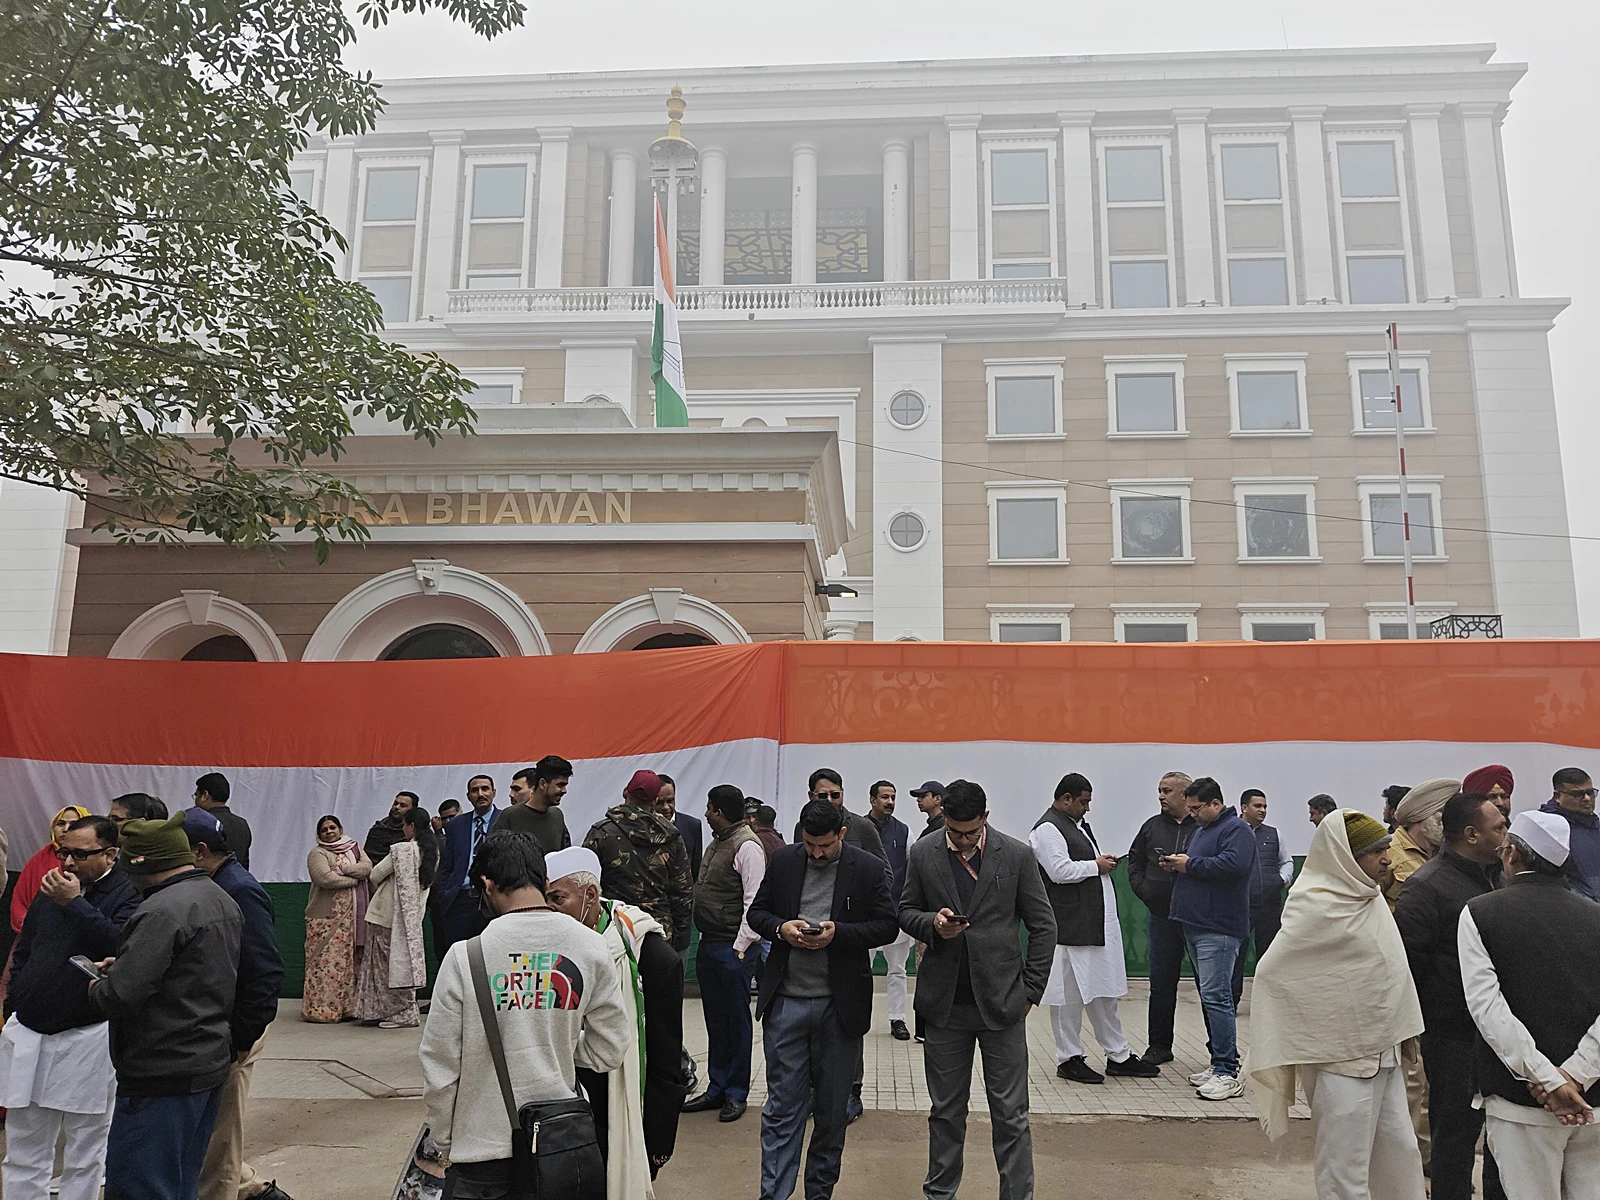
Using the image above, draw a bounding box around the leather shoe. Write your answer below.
[1141,1046,1175,1066]
[1105,1054,1161,1078]
[252,1185,296,1200]
[718,1098,747,1122]
[1056,1055,1105,1085]
[681,1091,724,1113]
[890,1020,910,1041]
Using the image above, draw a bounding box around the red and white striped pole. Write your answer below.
[1388,322,1418,639]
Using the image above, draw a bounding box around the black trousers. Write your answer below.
[1421,1031,1505,1200]
[435,890,488,962]
[1231,900,1284,1006]
[1147,912,1197,1053]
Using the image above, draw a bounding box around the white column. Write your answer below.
[605,148,637,288]
[1406,105,1456,301]
[871,337,945,641]
[1058,111,1096,307]
[945,116,981,280]
[1174,109,1216,305]
[881,138,911,283]
[321,138,357,277]
[790,143,818,285]
[1460,102,1514,298]
[534,127,572,289]
[823,617,860,641]
[1289,106,1338,302]
[700,146,727,287]
[421,130,463,318]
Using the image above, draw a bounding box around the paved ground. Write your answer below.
[222,980,1317,1197]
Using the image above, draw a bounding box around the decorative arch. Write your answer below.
[302,559,551,661]
[574,588,752,653]
[109,591,288,662]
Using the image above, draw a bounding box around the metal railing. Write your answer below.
[446,278,1068,316]
[1430,614,1504,639]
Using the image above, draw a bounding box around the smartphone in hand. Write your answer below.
[69,955,102,981]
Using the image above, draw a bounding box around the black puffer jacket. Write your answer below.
[1394,848,1502,1040]
[1127,810,1196,918]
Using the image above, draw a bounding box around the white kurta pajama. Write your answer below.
[1028,820,1130,1063]
[0,1015,117,1200]
[1301,1046,1427,1200]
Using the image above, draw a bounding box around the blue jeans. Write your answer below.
[1183,929,1242,1077]
[697,938,756,1102]
[104,1087,224,1200]
[760,995,858,1200]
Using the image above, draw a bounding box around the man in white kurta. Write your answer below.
[1028,774,1159,1083]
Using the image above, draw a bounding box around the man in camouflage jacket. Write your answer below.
[584,769,694,943]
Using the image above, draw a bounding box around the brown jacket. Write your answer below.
[1383,825,1430,911]
[305,844,372,919]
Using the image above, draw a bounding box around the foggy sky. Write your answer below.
[344,0,1600,633]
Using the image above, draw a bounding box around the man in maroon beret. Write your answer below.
[1463,766,1514,821]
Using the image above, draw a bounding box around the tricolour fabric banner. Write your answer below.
[2,640,1597,884]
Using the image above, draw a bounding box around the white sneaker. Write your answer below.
[1187,1067,1216,1087]
[1197,1073,1244,1101]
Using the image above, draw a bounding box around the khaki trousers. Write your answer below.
[198,1031,267,1200]
[1402,1049,1432,1169]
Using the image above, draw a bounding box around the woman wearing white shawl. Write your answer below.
[1244,809,1427,1200]
[544,847,689,1200]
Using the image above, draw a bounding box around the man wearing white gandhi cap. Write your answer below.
[543,847,689,1199]
[1459,810,1600,1199]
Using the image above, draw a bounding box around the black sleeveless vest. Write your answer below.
[1032,806,1105,947]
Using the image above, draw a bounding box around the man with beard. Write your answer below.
[363,791,418,863]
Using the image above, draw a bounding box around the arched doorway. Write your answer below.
[382,624,500,660]
[181,634,257,662]
[574,588,752,653]
[632,631,716,651]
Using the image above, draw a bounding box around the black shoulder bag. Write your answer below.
[465,937,606,1200]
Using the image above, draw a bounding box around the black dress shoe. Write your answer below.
[1056,1055,1105,1085]
[681,1091,724,1113]
[1142,1046,1175,1066]
[253,1185,296,1200]
[718,1098,747,1122]
[1105,1054,1162,1078]
[846,1097,863,1125]
[890,1020,910,1041]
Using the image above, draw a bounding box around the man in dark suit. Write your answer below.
[866,780,914,1042]
[900,779,1055,1200]
[430,773,501,958]
[656,774,704,880]
[747,798,897,1200]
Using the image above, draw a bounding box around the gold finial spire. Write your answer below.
[649,84,698,176]
[665,85,686,139]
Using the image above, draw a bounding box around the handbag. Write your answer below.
[466,937,606,1200]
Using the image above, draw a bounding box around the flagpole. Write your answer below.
[1387,321,1418,639]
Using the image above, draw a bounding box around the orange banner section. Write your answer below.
[777,640,1600,748]
[0,644,784,768]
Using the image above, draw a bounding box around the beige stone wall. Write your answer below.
[928,126,950,280]
[940,333,1494,642]
[561,138,590,287]
[580,145,607,286]
[71,539,820,659]
[437,348,565,401]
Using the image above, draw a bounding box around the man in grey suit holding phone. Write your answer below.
[899,779,1056,1200]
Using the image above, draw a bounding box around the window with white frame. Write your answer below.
[985,141,1057,279]
[1234,479,1319,561]
[1111,480,1192,564]
[356,161,425,324]
[1366,603,1455,639]
[1100,140,1172,308]
[463,159,533,289]
[1348,353,1432,432]
[1112,605,1199,643]
[463,369,525,407]
[1215,137,1294,307]
[287,162,321,207]
[1226,355,1308,434]
[1358,478,1445,560]
[1106,357,1186,436]
[988,604,1073,643]
[1331,135,1413,304]
[987,358,1063,439]
[1240,605,1327,642]
[987,484,1067,564]
[886,511,928,552]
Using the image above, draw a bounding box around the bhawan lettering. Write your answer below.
[358,493,632,526]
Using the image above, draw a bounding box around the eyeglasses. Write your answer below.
[945,824,985,843]
[55,846,111,861]
[1560,788,1598,800]
[812,790,843,802]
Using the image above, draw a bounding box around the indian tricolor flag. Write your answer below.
[651,194,688,428]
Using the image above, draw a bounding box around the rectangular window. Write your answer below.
[288,169,317,205]
[1237,486,1317,560]
[1114,374,1178,433]
[1369,493,1438,558]
[1378,621,1435,640]
[464,161,530,290]
[1111,483,1192,563]
[998,623,1063,643]
[1221,145,1282,201]
[1253,623,1318,642]
[988,487,1067,564]
[986,142,1055,278]
[1347,256,1408,304]
[1235,371,1303,432]
[1104,147,1165,202]
[471,384,515,406]
[1358,369,1425,429]
[1102,141,1171,308]
[1338,142,1400,198]
[1110,261,1169,309]
[1241,607,1326,641]
[1124,623,1192,643]
[1227,258,1290,306]
[1114,607,1199,643]
[989,605,1073,642]
[993,376,1057,436]
[357,163,423,325]
[1333,135,1412,304]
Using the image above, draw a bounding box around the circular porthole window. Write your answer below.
[889,390,927,429]
[888,511,927,552]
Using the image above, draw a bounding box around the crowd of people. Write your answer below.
[1,754,1597,1200]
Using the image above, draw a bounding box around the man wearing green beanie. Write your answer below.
[90,812,243,1200]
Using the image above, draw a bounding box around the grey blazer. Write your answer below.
[899,825,1056,1029]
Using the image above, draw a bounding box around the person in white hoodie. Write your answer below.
[420,830,630,1200]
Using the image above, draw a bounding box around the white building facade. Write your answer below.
[13,44,1584,656]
